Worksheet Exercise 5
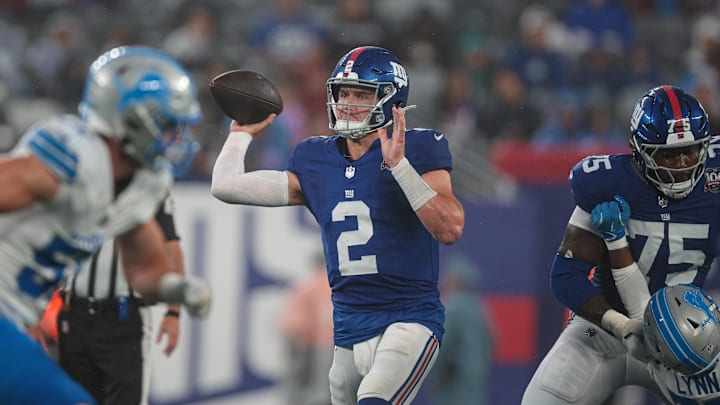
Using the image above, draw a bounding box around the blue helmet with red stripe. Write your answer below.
[630,85,710,199]
[326,46,409,139]
[643,284,720,376]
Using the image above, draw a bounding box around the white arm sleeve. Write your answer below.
[612,263,651,319]
[210,132,289,206]
[567,206,596,233]
[568,206,650,319]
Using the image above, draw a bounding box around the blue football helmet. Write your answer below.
[79,46,202,174]
[644,284,720,376]
[326,46,409,139]
[630,85,710,199]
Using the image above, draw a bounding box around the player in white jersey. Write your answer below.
[0,46,211,405]
[643,284,720,404]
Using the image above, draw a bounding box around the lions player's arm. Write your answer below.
[416,169,464,245]
[116,218,172,299]
[0,154,60,211]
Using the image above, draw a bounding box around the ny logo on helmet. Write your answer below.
[631,104,643,130]
[390,61,407,88]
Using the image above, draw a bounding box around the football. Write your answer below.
[209,70,283,125]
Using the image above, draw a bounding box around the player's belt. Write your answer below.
[67,296,148,315]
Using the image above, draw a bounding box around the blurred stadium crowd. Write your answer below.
[2,0,720,200]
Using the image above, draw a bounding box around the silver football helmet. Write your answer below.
[643,284,720,376]
[79,46,201,173]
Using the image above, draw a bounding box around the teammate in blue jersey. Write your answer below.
[523,85,718,404]
[211,46,465,404]
[0,46,211,405]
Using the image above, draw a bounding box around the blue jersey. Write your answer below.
[569,142,720,313]
[288,129,452,346]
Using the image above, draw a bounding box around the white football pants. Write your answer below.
[328,322,439,405]
[522,315,664,404]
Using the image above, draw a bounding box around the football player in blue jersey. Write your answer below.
[522,85,717,404]
[211,45,465,404]
[0,46,211,405]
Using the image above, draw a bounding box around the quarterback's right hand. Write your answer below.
[591,195,631,246]
[230,114,276,137]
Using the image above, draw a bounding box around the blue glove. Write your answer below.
[591,195,631,242]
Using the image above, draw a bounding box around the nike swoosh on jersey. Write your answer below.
[434,133,444,141]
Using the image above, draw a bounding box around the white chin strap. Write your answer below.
[334,119,366,132]
[658,179,693,199]
[334,119,372,139]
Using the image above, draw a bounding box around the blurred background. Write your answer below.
[5,0,720,404]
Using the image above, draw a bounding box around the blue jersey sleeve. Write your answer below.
[287,135,326,173]
[404,128,452,174]
[569,155,627,212]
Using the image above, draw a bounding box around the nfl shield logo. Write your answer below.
[657,195,668,208]
[345,166,355,179]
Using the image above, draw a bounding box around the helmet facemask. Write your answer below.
[327,79,397,139]
[631,136,710,199]
[122,103,198,175]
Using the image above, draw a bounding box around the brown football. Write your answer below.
[209,70,283,125]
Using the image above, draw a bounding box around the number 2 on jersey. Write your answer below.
[332,200,379,276]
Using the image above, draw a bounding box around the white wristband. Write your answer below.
[389,157,437,211]
[605,236,629,251]
[601,309,629,339]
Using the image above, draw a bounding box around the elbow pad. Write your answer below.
[550,253,599,313]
